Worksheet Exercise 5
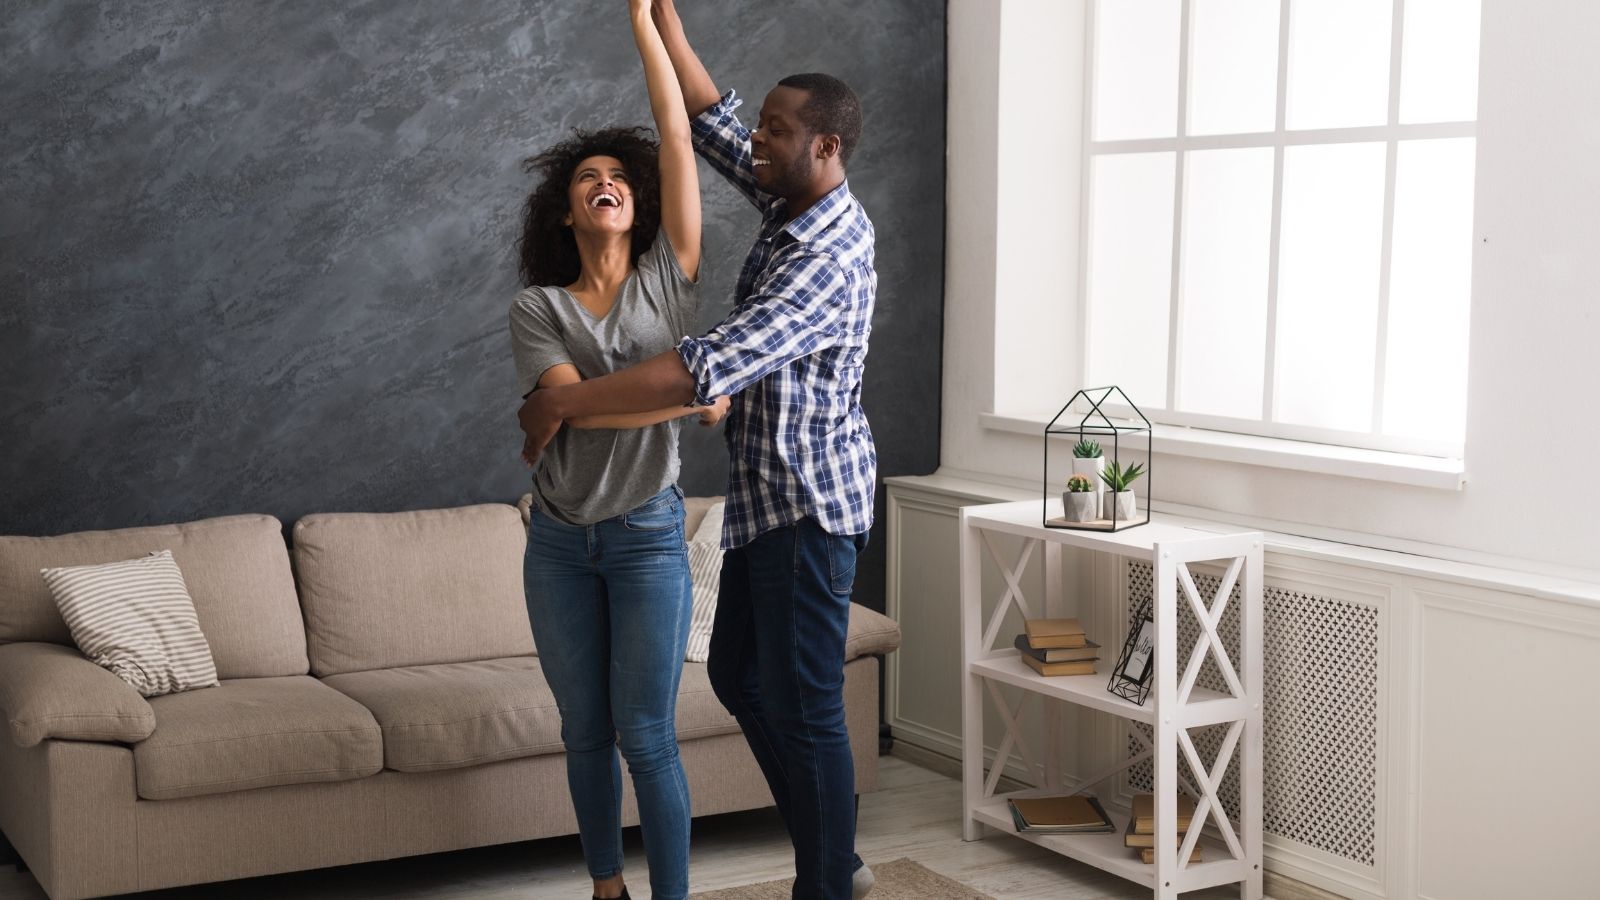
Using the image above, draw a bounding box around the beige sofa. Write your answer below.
[0,498,901,900]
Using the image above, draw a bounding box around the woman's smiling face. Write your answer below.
[564,155,634,236]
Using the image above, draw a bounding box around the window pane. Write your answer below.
[1383,138,1475,444]
[1399,0,1482,123]
[1092,0,1181,141]
[1177,148,1275,419]
[1286,0,1393,130]
[1086,153,1175,408]
[1188,0,1280,136]
[1274,143,1387,431]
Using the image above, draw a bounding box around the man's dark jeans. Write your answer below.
[708,517,868,900]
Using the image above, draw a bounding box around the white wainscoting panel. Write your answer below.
[1407,581,1600,900]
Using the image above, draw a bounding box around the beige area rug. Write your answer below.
[690,857,996,900]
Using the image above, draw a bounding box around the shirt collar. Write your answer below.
[774,180,853,243]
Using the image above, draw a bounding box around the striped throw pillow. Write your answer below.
[40,550,219,698]
[683,502,725,663]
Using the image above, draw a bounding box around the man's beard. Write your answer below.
[764,147,814,199]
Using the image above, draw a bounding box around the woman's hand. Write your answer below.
[697,395,731,427]
[630,0,650,17]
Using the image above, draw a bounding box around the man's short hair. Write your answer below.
[777,73,863,168]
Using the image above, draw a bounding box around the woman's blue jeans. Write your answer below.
[523,486,693,900]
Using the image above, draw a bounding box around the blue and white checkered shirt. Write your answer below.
[677,90,878,549]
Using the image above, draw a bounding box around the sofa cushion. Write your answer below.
[321,656,741,774]
[134,676,382,800]
[41,551,220,698]
[0,515,308,679]
[846,602,902,660]
[321,657,561,773]
[0,642,156,746]
[292,504,534,676]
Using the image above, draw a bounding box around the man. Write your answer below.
[516,2,876,896]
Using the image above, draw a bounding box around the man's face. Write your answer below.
[752,86,817,199]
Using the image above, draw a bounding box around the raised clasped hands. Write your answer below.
[518,391,563,468]
[698,394,731,427]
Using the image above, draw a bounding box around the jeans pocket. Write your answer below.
[623,494,682,532]
[827,534,859,596]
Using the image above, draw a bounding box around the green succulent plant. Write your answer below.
[1066,474,1094,493]
[1072,438,1102,459]
[1097,460,1145,492]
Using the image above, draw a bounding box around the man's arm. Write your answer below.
[519,350,699,466]
[651,0,721,117]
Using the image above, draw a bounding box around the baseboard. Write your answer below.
[887,743,1031,794]
[1266,871,1348,900]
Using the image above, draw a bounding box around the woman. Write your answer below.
[508,3,724,898]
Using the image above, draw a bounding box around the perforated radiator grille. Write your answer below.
[1124,560,1380,868]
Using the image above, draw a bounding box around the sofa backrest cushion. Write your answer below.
[0,515,309,679]
[292,504,534,676]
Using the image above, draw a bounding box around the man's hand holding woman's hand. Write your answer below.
[697,394,731,427]
[518,391,563,468]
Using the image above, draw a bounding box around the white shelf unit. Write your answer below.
[960,499,1264,900]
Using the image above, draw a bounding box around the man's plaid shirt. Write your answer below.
[676,90,878,549]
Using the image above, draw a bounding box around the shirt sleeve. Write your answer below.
[508,287,573,398]
[675,248,850,404]
[691,90,770,211]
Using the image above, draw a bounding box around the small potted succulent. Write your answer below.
[1098,460,1145,522]
[1062,474,1099,522]
[1071,438,1107,513]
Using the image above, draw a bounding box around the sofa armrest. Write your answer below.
[845,603,901,662]
[0,642,155,747]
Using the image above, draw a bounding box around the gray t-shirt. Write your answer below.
[509,236,700,525]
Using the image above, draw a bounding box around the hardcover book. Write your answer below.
[1131,793,1196,833]
[1140,846,1202,864]
[1019,652,1096,677]
[1022,617,1087,649]
[1014,633,1100,662]
[1008,794,1115,834]
[1123,810,1192,848]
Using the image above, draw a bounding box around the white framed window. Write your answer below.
[1080,0,1482,458]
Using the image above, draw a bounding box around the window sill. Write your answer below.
[979,412,1465,491]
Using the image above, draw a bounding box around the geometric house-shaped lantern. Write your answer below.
[1042,385,1151,532]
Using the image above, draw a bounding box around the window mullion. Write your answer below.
[1076,1,1098,393]
[1262,0,1292,424]
[1166,0,1193,413]
[1372,0,1408,435]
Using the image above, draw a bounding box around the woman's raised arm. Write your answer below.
[631,0,700,280]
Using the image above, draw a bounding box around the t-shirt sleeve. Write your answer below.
[508,287,572,397]
[637,232,702,341]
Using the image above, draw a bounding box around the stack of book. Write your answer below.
[1124,793,1201,863]
[1006,794,1115,834]
[1014,617,1100,675]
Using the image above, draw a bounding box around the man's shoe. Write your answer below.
[851,862,875,899]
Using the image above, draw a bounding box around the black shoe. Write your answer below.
[592,889,631,900]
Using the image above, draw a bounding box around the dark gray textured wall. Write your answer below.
[0,1,943,612]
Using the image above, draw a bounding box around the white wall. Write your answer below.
[942,0,1600,580]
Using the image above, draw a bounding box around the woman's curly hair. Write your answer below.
[517,126,662,288]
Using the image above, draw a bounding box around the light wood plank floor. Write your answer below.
[0,755,1247,899]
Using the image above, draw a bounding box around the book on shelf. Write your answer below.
[1131,792,1196,833]
[1018,652,1096,677]
[1140,846,1202,864]
[1022,617,1087,649]
[1014,633,1100,663]
[1006,794,1116,834]
[1123,810,1192,849]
